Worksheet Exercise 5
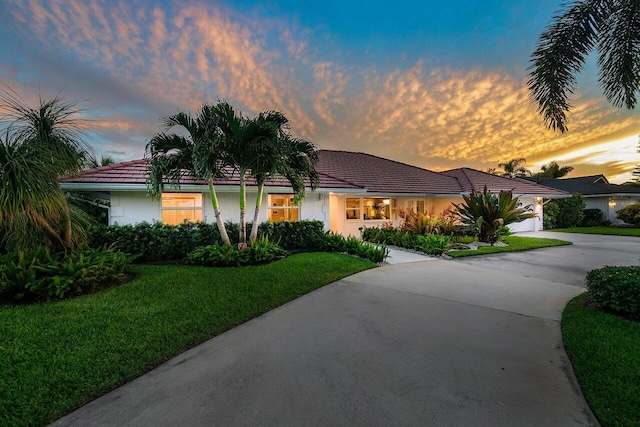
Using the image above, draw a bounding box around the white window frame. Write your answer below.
[346,197,396,221]
[161,193,204,225]
[267,194,300,222]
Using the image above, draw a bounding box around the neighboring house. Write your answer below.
[526,175,640,224]
[61,150,568,235]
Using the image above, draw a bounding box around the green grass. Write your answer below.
[447,236,572,258]
[0,253,374,427]
[550,226,640,237]
[562,294,640,426]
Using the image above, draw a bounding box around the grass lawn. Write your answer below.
[0,253,374,427]
[562,294,640,427]
[447,235,572,258]
[550,226,640,237]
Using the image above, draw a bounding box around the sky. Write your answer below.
[1,0,639,183]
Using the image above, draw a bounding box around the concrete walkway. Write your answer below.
[50,233,622,426]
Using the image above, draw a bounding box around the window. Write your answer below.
[346,198,361,219]
[346,198,396,220]
[161,193,203,225]
[268,194,299,222]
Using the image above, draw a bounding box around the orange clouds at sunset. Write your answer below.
[2,0,639,182]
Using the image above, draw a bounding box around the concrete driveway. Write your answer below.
[51,232,637,426]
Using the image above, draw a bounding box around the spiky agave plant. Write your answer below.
[453,187,535,244]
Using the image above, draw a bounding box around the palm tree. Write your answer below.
[0,89,91,252]
[534,161,574,178]
[209,102,281,245]
[498,158,531,178]
[86,155,115,169]
[528,0,640,133]
[146,106,232,246]
[248,125,319,242]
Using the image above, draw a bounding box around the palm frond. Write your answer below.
[528,0,606,132]
[597,0,640,108]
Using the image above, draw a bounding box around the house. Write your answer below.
[61,150,568,235]
[526,175,640,224]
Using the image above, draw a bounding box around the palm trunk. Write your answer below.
[209,182,231,246]
[249,183,264,243]
[239,174,247,245]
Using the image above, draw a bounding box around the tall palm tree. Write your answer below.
[534,161,574,178]
[0,89,90,252]
[248,126,319,242]
[209,102,278,245]
[498,158,531,178]
[146,106,232,246]
[529,0,640,133]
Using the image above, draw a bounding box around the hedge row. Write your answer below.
[86,220,327,262]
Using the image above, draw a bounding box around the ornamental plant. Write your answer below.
[453,187,535,244]
[616,203,640,226]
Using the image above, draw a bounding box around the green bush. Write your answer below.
[453,187,535,243]
[258,220,325,250]
[616,203,640,226]
[544,193,586,228]
[185,237,288,267]
[586,266,640,320]
[415,234,451,255]
[0,246,134,302]
[88,220,326,262]
[317,232,388,263]
[543,200,560,229]
[581,208,603,226]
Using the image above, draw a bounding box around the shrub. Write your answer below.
[544,194,586,228]
[586,266,640,320]
[317,232,389,263]
[258,220,325,250]
[185,237,288,267]
[0,246,134,302]
[397,208,462,236]
[616,203,640,226]
[453,187,535,243]
[415,234,451,255]
[581,208,603,226]
[88,220,326,262]
[543,200,560,229]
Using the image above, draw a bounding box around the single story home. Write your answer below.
[526,175,640,224]
[61,150,568,235]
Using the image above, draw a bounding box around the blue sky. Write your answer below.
[1,0,638,182]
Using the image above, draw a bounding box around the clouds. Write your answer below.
[1,0,639,181]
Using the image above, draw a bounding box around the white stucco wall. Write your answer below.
[110,191,161,225]
[107,189,544,235]
[107,188,331,230]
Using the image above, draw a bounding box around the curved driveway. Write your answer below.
[53,233,639,426]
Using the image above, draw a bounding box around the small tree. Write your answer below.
[453,187,535,244]
[0,89,92,253]
[544,194,586,228]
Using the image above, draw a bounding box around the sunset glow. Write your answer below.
[1,0,638,182]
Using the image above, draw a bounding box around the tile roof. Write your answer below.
[316,150,462,194]
[441,168,568,196]
[63,158,362,189]
[61,150,568,197]
[526,176,640,196]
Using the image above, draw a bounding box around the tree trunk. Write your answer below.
[239,174,247,245]
[249,184,264,243]
[209,183,231,246]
